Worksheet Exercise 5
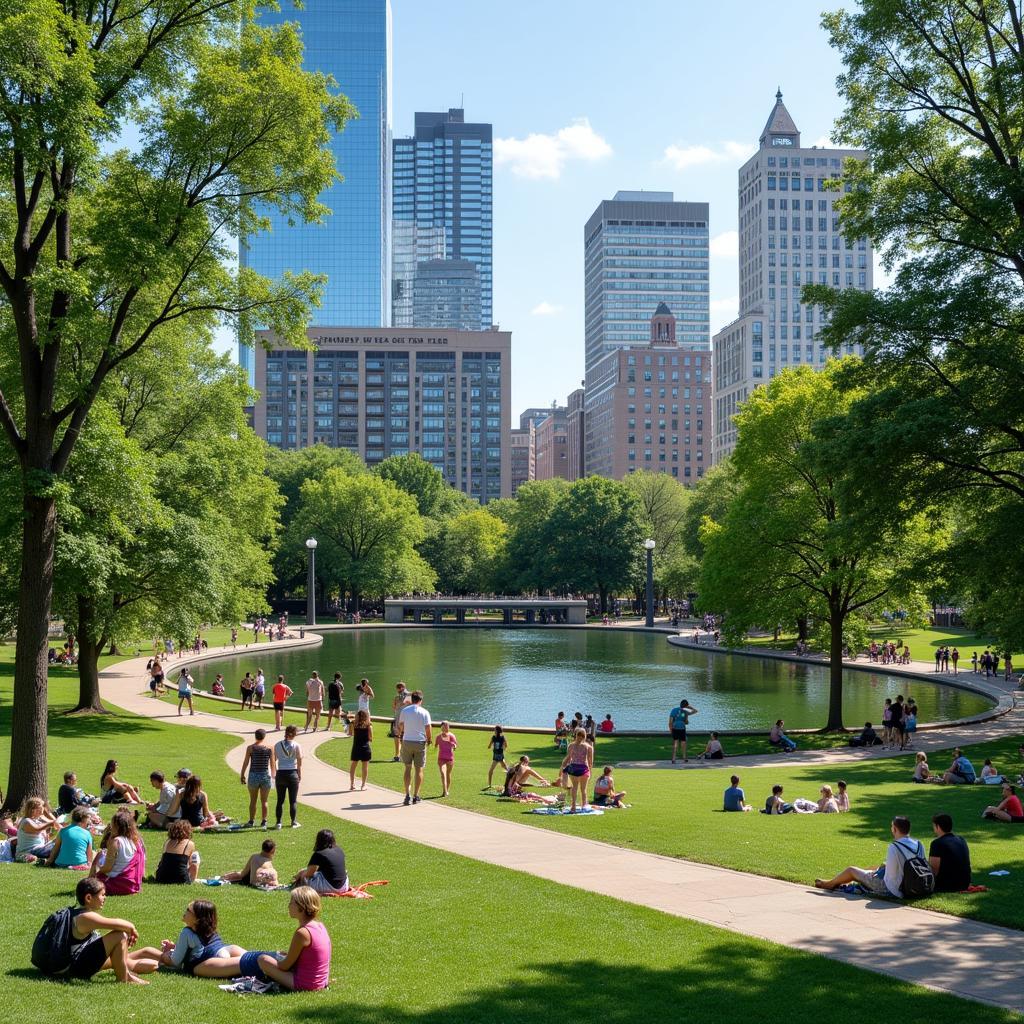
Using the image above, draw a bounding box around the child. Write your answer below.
[980,758,1003,784]
[57,771,100,814]
[762,784,793,814]
[220,838,279,887]
[436,721,458,797]
[903,701,917,746]
[154,819,201,884]
[486,725,509,788]
[835,780,850,812]
[45,807,95,868]
[881,699,893,748]
[593,766,627,807]
[42,877,157,983]
[257,886,332,992]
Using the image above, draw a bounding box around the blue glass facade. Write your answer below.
[239,0,392,382]
[392,109,492,330]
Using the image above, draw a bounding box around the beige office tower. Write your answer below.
[712,90,872,463]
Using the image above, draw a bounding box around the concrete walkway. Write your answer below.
[99,645,1024,1013]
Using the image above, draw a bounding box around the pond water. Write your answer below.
[208,628,993,731]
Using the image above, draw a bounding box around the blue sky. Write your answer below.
[391,0,873,418]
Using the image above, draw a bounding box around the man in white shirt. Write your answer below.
[304,672,324,733]
[814,816,924,898]
[398,690,432,805]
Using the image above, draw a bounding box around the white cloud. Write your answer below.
[709,230,738,258]
[530,301,563,316]
[662,140,754,171]
[710,296,739,313]
[494,118,612,180]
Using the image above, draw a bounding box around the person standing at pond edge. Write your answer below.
[668,699,698,763]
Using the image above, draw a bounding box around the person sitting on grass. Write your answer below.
[44,877,158,983]
[133,899,250,978]
[100,760,142,805]
[593,766,627,807]
[942,748,977,785]
[769,719,796,753]
[980,758,1002,783]
[553,712,568,744]
[816,785,839,813]
[292,828,349,895]
[145,770,180,829]
[502,756,556,801]
[723,776,752,812]
[91,808,146,895]
[211,674,226,696]
[848,722,880,748]
[57,771,100,814]
[815,815,924,898]
[762,784,793,814]
[220,839,279,886]
[16,796,58,862]
[913,751,942,784]
[45,807,95,868]
[154,819,201,884]
[256,886,332,992]
[928,813,972,891]
[835,780,850,812]
[167,775,223,831]
[982,783,1024,823]
[701,732,725,759]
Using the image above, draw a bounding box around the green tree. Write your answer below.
[423,508,508,595]
[679,461,737,562]
[0,2,352,810]
[376,453,446,518]
[540,477,644,613]
[296,469,435,608]
[497,478,570,593]
[698,365,937,731]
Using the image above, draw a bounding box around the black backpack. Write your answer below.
[895,839,935,899]
[31,907,75,975]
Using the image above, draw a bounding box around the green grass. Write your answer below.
[0,644,1019,1022]
[320,729,1024,931]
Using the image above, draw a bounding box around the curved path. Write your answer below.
[100,642,1024,1013]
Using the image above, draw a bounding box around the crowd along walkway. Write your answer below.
[99,643,1024,1013]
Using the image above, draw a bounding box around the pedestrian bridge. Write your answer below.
[384,597,588,625]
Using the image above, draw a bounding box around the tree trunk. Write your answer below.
[598,584,608,614]
[796,615,808,642]
[825,606,845,732]
[106,642,122,656]
[3,494,57,814]
[71,594,108,714]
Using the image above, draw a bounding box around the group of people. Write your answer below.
[553,711,615,747]
[723,776,850,814]
[868,640,912,665]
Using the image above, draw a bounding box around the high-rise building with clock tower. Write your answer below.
[711,90,872,462]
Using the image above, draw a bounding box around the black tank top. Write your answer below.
[155,850,191,884]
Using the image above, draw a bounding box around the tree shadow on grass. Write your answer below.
[0,703,162,741]
[276,950,1014,1024]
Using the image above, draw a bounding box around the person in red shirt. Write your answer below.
[272,675,293,731]
[599,714,615,734]
[983,783,1024,822]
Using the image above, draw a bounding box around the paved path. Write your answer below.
[99,644,1024,1012]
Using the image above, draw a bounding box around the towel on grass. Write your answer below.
[529,806,604,816]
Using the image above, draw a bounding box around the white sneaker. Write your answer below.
[273,823,282,830]
[290,821,301,828]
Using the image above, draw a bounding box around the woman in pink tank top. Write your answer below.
[257,886,331,992]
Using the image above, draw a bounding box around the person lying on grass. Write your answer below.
[256,886,332,993]
[220,838,279,886]
[44,807,95,869]
[134,899,252,978]
[57,877,158,984]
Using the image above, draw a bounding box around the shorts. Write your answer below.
[273,702,285,712]
[247,773,272,791]
[671,728,687,741]
[564,763,590,778]
[238,949,280,981]
[401,740,426,768]
[307,700,322,710]
[351,745,372,763]
[492,750,506,762]
[849,867,889,895]
[328,701,341,711]
[67,935,110,979]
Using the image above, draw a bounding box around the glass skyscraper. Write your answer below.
[392,109,492,330]
[239,0,392,383]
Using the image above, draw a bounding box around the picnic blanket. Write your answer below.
[529,806,604,816]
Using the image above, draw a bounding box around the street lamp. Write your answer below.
[305,537,318,626]
[644,538,656,628]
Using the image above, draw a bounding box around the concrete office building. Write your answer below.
[566,386,586,480]
[239,0,393,384]
[392,109,492,330]
[510,428,531,494]
[517,407,553,482]
[712,91,872,462]
[586,305,710,482]
[531,406,569,481]
[252,326,511,502]
[583,191,709,471]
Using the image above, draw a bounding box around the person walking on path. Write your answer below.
[304,672,324,733]
[240,729,276,828]
[436,722,458,797]
[272,675,292,731]
[560,728,594,813]
[348,710,373,791]
[398,690,432,805]
[391,682,410,761]
[176,669,195,716]
[668,698,698,763]
[273,725,303,829]
[325,673,344,733]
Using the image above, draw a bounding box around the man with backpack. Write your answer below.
[32,877,157,983]
[813,816,935,899]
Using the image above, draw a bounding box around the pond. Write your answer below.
[207,627,993,731]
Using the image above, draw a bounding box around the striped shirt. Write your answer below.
[248,744,272,775]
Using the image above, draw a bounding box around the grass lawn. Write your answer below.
[320,728,1024,931]
[0,647,1016,1021]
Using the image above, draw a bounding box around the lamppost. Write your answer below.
[644,538,656,628]
[305,537,318,626]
